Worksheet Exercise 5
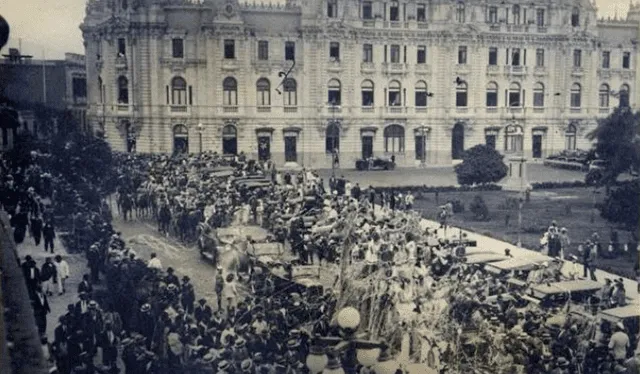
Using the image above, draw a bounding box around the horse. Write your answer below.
[158,204,172,235]
[135,190,151,219]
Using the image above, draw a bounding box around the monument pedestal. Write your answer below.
[501,155,528,192]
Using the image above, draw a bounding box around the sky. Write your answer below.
[0,0,635,59]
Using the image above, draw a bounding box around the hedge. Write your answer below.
[530,180,587,190]
[374,184,502,195]
[543,159,589,171]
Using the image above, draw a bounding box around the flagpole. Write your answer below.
[42,48,47,104]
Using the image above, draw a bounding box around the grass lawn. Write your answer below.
[413,187,638,278]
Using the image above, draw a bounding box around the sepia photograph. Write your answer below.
[0,0,639,373]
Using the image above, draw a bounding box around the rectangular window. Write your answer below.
[534,91,544,107]
[573,49,582,68]
[362,90,374,106]
[458,46,467,64]
[72,77,87,98]
[536,48,544,67]
[330,42,340,60]
[362,1,373,19]
[415,91,427,107]
[363,44,373,63]
[456,90,467,107]
[511,48,521,66]
[390,3,400,21]
[623,52,631,69]
[224,39,235,59]
[602,51,610,69]
[488,6,498,23]
[536,8,545,26]
[327,0,337,18]
[486,91,497,107]
[172,38,184,58]
[485,134,496,149]
[117,38,126,55]
[571,92,581,108]
[417,46,427,64]
[285,41,295,61]
[488,47,497,65]
[415,135,425,161]
[258,40,269,60]
[390,45,400,63]
[417,4,426,22]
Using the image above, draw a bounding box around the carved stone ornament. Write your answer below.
[223,1,236,19]
[446,119,475,132]
[315,119,351,137]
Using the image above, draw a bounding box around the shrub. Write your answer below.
[598,179,640,230]
[447,199,465,213]
[469,195,490,221]
[454,145,508,185]
[530,180,587,190]
[585,169,603,186]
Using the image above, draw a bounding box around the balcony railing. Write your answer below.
[327,105,342,114]
[487,65,500,75]
[222,59,240,71]
[362,20,375,27]
[170,105,188,113]
[532,107,545,113]
[382,62,406,75]
[386,106,406,114]
[599,107,611,114]
[414,107,428,113]
[417,22,429,29]
[489,24,501,31]
[360,62,376,73]
[361,106,375,113]
[283,106,298,113]
[327,59,342,72]
[571,67,585,77]
[115,55,127,69]
[570,107,582,113]
[415,64,431,74]
[116,104,129,112]
[485,107,499,113]
[537,26,547,33]
[533,66,548,76]
[223,105,239,113]
[257,106,271,113]
[505,65,527,76]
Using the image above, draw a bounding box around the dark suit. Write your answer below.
[77,280,93,295]
[98,329,119,366]
[42,223,55,253]
[22,262,40,298]
[32,291,50,335]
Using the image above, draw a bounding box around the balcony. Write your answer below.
[223,105,239,113]
[360,62,376,73]
[537,26,547,33]
[283,106,298,113]
[116,104,130,112]
[361,106,375,113]
[504,65,527,76]
[485,107,499,114]
[169,105,188,114]
[389,21,405,28]
[571,67,585,77]
[327,59,343,73]
[386,106,406,114]
[382,62,407,75]
[417,22,429,29]
[533,66,548,76]
[532,107,545,114]
[414,64,431,75]
[486,65,500,75]
[599,107,611,115]
[327,105,342,114]
[414,107,428,114]
[257,106,271,113]
[455,107,469,114]
[508,24,526,33]
[221,59,240,71]
[569,107,582,114]
[115,55,127,70]
[362,19,375,27]
[489,24,501,32]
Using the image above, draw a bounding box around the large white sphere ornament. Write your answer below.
[336,307,361,330]
[357,348,381,367]
[306,346,329,373]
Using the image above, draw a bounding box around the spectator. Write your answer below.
[610,323,631,362]
[32,284,51,336]
[42,219,56,253]
[77,274,93,296]
[54,255,70,295]
[40,257,57,296]
[147,252,162,270]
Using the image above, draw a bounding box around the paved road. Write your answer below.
[316,164,585,187]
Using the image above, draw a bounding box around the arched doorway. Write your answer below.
[173,124,189,155]
[222,124,237,155]
[451,123,465,160]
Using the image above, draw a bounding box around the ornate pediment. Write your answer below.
[314,119,351,137]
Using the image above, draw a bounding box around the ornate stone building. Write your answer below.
[82,0,639,167]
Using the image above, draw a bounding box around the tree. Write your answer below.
[469,195,490,221]
[454,144,508,185]
[587,107,640,186]
[597,180,639,230]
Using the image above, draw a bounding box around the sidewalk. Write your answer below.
[15,231,87,340]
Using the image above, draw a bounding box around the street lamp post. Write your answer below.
[306,307,391,374]
[197,122,204,154]
[329,100,339,178]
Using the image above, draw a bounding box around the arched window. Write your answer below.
[533,82,545,107]
[256,78,270,106]
[512,5,520,24]
[415,81,428,107]
[98,77,104,103]
[283,78,297,106]
[117,76,129,104]
[223,77,238,106]
[456,82,468,107]
[384,124,405,153]
[620,84,630,108]
[171,77,187,105]
[565,124,577,150]
[505,125,524,153]
[571,7,580,27]
[599,84,610,108]
[325,123,340,153]
[222,124,238,155]
[508,82,521,107]
[328,79,341,105]
[456,2,465,23]
[388,80,401,106]
[486,82,498,107]
[570,83,581,108]
[361,80,374,106]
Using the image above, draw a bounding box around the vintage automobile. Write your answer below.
[529,279,602,308]
[355,156,396,171]
[199,224,271,266]
[484,256,552,277]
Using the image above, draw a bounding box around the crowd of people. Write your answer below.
[1,145,639,373]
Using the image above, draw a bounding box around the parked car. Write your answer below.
[589,159,609,172]
[355,156,396,171]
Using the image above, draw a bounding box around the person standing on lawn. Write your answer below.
[582,240,598,281]
[559,228,571,260]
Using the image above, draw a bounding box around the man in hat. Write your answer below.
[195,298,213,323]
[165,267,179,287]
[87,244,101,283]
[42,219,56,253]
[54,255,70,295]
[135,304,155,349]
[40,256,57,296]
[147,252,162,271]
[32,284,50,336]
[181,276,195,315]
[610,322,630,362]
[600,279,614,309]
[78,274,93,296]
[99,321,119,367]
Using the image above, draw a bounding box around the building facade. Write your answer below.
[81,0,639,167]
[0,49,89,137]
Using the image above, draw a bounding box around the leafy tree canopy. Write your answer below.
[454,144,508,185]
[587,107,640,184]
